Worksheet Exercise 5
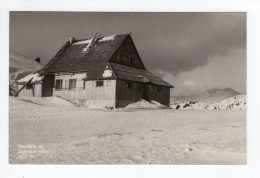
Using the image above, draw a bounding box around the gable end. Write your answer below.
[109,35,146,70]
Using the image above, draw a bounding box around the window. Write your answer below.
[124,56,128,64]
[133,59,139,65]
[130,57,134,65]
[26,84,33,89]
[149,85,156,91]
[69,79,77,90]
[55,79,63,90]
[126,81,133,89]
[138,86,143,91]
[157,86,163,92]
[96,80,104,87]
[117,55,121,63]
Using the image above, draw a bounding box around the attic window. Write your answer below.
[117,55,121,63]
[130,57,134,64]
[123,56,128,64]
[96,80,104,87]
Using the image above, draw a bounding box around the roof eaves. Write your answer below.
[146,70,174,88]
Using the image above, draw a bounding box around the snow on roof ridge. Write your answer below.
[72,33,130,45]
[17,72,44,83]
[99,33,130,38]
[99,35,116,42]
[72,38,93,45]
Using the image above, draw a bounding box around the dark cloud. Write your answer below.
[10,12,246,77]
[135,13,246,76]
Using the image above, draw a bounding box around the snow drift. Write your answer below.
[124,99,167,109]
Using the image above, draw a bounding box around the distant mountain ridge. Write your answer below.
[171,88,241,102]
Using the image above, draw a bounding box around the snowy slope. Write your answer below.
[9,50,43,83]
[10,51,43,70]
[171,95,246,110]
[9,51,44,95]
[194,88,240,102]
[218,95,247,110]
[171,88,241,103]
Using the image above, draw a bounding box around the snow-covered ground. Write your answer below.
[9,97,246,164]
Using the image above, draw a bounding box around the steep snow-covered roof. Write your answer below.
[40,34,129,75]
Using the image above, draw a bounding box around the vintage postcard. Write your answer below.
[9,12,246,165]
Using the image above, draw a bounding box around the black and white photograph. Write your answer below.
[8,12,247,165]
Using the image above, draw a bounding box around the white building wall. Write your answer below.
[84,80,116,108]
[53,73,116,108]
[54,73,86,90]
[18,84,42,97]
[53,73,86,102]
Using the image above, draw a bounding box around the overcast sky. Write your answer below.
[10,12,246,96]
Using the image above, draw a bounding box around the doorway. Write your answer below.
[143,84,148,100]
[42,74,55,97]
